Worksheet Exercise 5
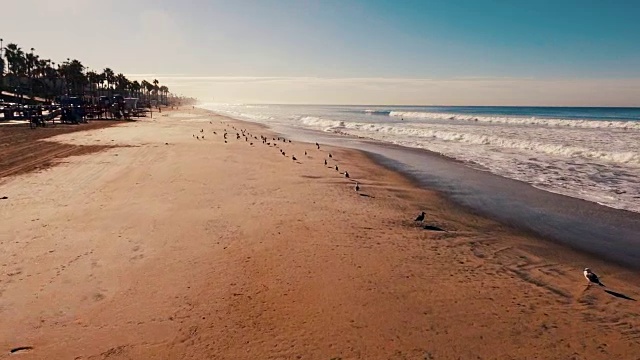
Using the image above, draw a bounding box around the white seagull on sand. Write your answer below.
[583,268,605,287]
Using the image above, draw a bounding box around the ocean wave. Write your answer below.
[297,116,345,131]
[389,111,640,130]
[363,109,391,115]
[322,122,640,166]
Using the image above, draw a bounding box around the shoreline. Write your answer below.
[205,108,640,280]
[209,110,640,271]
[1,107,638,359]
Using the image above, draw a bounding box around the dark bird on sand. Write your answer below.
[584,268,605,287]
[317,143,320,149]
[344,171,349,178]
[250,142,253,145]
[354,182,359,192]
[335,165,339,171]
[292,156,297,161]
[415,212,425,222]
[1,196,8,200]
[282,151,286,156]
[225,140,227,143]
[329,153,332,158]
[213,131,217,134]
[304,151,307,155]
[196,136,199,140]
[324,159,327,165]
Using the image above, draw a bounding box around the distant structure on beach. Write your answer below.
[0,40,196,107]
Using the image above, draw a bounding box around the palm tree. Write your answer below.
[140,80,149,102]
[114,73,129,95]
[86,70,100,97]
[159,85,169,105]
[131,80,141,99]
[152,79,160,103]
[143,80,154,105]
[59,59,86,95]
[102,67,115,95]
[5,43,26,76]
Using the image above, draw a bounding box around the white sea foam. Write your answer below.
[389,111,640,130]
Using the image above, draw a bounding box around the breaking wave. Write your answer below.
[389,111,640,130]
[309,120,640,166]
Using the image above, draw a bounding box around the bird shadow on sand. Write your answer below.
[604,289,636,301]
[423,224,446,232]
[358,193,375,198]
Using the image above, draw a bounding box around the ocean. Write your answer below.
[200,104,640,214]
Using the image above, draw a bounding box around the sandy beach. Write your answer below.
[1,108,639,359]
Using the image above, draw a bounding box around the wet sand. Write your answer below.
[0,108,639,359]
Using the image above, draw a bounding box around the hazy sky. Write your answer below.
[3,0,640,105]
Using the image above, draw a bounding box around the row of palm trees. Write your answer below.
[0,41,171,105]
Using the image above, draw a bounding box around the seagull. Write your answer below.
[584,268,605,287]
[354,182,359,192]
[344,171,349,178]
[414,212,425,222]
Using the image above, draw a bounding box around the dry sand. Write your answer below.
[1,108,639,359]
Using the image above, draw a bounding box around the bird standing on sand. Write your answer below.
[324,159,327,165]
[329,153,332,158]
[304,151,307,156]
[414,212,425,222]
[344,171,349,178]
[584,268,605,287]
[292,156,297,161]
[335,165,339,171]
[355,182,360,192]
[316,143,320,149]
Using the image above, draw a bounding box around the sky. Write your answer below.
[2,0,640,105]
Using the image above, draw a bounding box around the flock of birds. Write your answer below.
[194,121,609,290]
[194,122,364,194]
